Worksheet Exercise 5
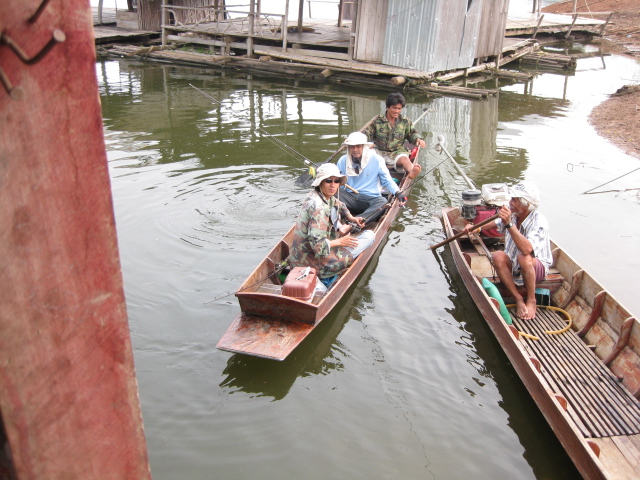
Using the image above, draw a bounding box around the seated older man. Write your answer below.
[465,181,552,319]
[336,131,406,224]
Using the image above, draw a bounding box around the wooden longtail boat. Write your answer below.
[217,147,416,361]
[440,206,640,480]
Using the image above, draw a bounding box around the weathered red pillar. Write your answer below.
[0,1,151,478]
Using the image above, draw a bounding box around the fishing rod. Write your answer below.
[393,144,458,197]
[203,260,290,305]
[190,84,319,173]
[582,166,640,195]
[347,141,470,231]
[191,84,359,192]
[434,135,476,190]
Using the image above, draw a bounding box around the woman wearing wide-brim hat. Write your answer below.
[289,163,375,284]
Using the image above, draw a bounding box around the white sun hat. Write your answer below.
[509,181,540,207]
[342,131,373,146]
[311,163,347,187]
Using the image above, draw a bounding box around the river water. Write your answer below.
[97,40,639,479]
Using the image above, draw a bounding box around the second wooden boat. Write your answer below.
[438,198,640,480]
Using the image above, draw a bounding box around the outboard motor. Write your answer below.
[461,183,510,238]
[461,189,482,220]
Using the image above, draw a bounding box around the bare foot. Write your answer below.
[515,298,528,319]
[524,298,537,320]
[408,163,422,179]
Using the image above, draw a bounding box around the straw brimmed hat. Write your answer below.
[311,163,347,187]
[342,131,373,147]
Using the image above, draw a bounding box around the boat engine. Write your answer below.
[461,183,510,238]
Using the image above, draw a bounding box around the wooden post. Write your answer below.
[297,0,303,32]
[0,1,150,478]
[565,13,579,39]
[161,3,166,46]
[283,0,289,52]
[247,0,255,57]
[532,14,544,39]
[600,12,614,35]
[348,0,358,60]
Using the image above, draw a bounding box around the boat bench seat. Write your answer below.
[466,250,565,297]
[464,232,565,296]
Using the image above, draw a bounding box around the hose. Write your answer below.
[506,305,572,340]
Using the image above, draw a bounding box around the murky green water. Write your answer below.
[98,40,639,479]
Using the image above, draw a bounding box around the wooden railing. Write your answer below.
[161,4,288,54]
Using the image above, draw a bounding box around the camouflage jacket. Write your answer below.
[289,190,355,279]
[364,113,422,156]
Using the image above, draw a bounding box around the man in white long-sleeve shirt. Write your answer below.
[336,132,407,224]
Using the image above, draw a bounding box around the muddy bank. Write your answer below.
[543,0,640,159]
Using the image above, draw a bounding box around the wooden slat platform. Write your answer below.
[505,12,606,36]
[165,20,350,49]
[94,26,158,45]
[513,308,640,439]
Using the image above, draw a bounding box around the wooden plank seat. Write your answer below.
[513,307,640,439]
[461,234,565,297]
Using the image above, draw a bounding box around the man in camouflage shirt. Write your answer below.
[290,164,375,279]
[365,92,426,179]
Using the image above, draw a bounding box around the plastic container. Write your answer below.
[282,267,318,302]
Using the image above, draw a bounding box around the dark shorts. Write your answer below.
[532,258,546,283]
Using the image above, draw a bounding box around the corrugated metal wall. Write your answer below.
[476,0,510,60]
[374,0,509,73]
[354,0,389,62]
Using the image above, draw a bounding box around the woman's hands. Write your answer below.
[331,234,359,249]
[338,216,365,236]
[346,215,365,228]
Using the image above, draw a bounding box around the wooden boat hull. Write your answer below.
[217,195,403,360]
[440,206,640,480]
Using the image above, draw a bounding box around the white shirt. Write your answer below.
[497,209,552,277]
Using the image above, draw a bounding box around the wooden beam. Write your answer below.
[558,269,584,310]
[248,0,255,57]
[604,317,636,366]
[532,14,544,39]
[565,13,579,39]
[283,0,289,51]
[0,1,150,477]
[577,290,606,338]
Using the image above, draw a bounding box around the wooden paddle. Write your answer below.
[430,213,499,250]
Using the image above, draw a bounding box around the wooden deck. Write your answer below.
[94,25,158,45]
[93,8,158,45]
[505,12,608,37]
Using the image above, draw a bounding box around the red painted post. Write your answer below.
[0,1,151,478]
